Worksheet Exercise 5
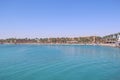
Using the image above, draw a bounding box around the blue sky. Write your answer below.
[0,0,120,38]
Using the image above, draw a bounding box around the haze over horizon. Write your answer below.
[0,0,120,39]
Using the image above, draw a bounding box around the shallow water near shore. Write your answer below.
[0,44,120,80]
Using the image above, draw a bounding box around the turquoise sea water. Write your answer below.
[0,44,120,80]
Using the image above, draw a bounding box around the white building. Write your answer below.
[116,35,120,47]
[118,35,120,42]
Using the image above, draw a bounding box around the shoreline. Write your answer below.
[0,43,119,48]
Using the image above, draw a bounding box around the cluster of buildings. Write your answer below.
[103,32,120,47]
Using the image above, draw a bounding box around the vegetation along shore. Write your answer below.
[0,32,120,47]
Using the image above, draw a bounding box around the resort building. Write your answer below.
[103,32,120,43]
[117,35,120,47]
